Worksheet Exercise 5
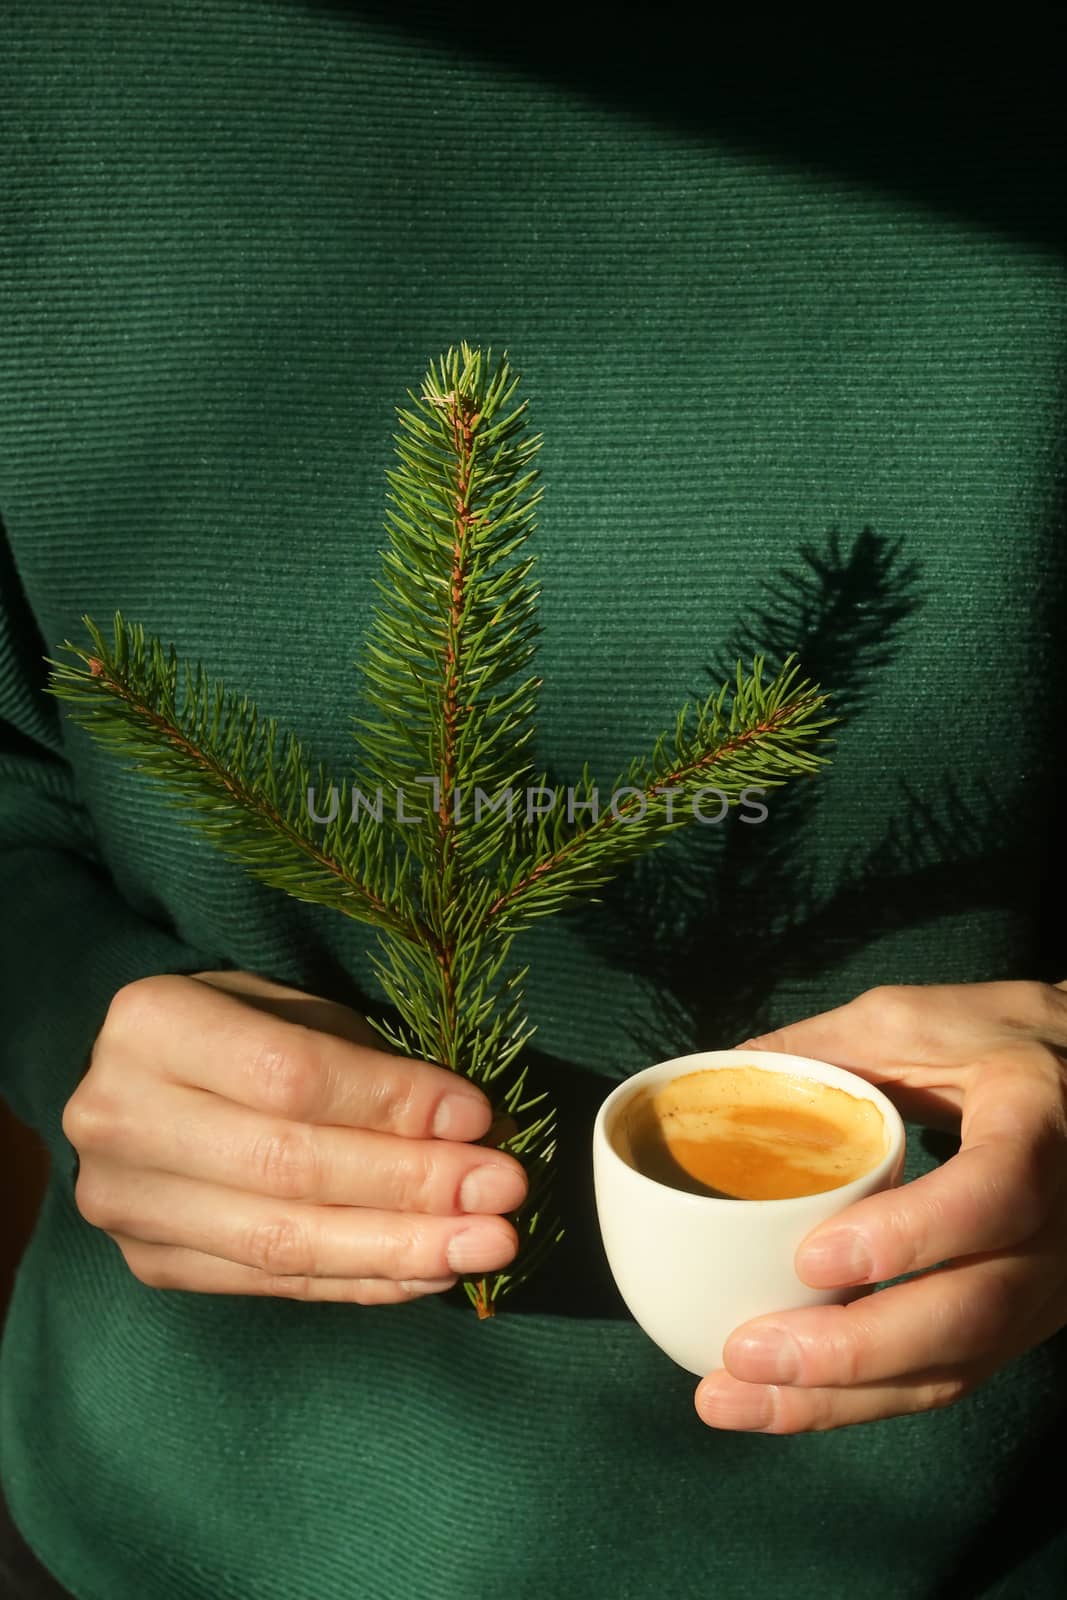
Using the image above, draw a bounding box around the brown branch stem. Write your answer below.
[432,393,480,1069]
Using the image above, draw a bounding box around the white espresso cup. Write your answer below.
[592,1048,906,1376]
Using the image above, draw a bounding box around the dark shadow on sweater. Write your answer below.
[557,525,1046,1065]
[305,5,1066,256]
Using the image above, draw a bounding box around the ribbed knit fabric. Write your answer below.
[2,6,1066,1597]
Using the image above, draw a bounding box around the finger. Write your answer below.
[111,1234,459,1303]
[77,1166,519,1281]
[736,1037,963,1133]
[721,1247,1043,1389]
[82,1084,529,1214]
[103,974,494,1138]
[189,970,387,1051]
[740,980,1067,1075]
[694,1365,976,1434]
[736,1041,963,1133]
[960,1043,1067,1156]
[792,1065,1060,1290]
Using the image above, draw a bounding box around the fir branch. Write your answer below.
[486,655,833,931]
[45,614,418,939]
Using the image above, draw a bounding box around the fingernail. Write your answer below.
[433,1091,491,1141]
[695,1379,775,1431]
[727,1327,799,1384]
[459,1163,527,1215]
[446,1225,515,1274]
[797,1229,871,1286]
[399,1276,458,1294]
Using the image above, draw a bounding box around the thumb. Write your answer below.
[735,1000,888,1082]
[735,995,965,1130]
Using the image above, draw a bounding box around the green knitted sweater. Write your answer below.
[2,7,1065,1597]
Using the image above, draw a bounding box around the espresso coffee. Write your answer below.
[615,1064,887,1200]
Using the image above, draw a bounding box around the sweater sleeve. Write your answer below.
[0,535,219,1160]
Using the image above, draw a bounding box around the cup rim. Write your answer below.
[593,1047,906,1210]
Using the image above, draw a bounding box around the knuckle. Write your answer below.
[260,1274,315,1301]
[828,1328,867,1388]
[856,984,916,1029]
[62,1085,132,1158]
[342,1279,402,1306]
[881,1196,933,1277]
[365,1066,421,1133]
[372,1280,427,1305]
[1001,979,1058,1033]
[73,1169,122,1232]
[101,975,173,1043]
[392,1146,438,1212]
[243,1215,314,1277]
[248,1127,319,1200]
[757,1389,796,1434]
[813,1305,873,1386]
[376,1221,424,1280]
[247,1029,320,1119]
[62,1086,106,1151]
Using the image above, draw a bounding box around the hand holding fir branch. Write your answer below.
[48,344,834,1318]
[62,968,527,1307]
